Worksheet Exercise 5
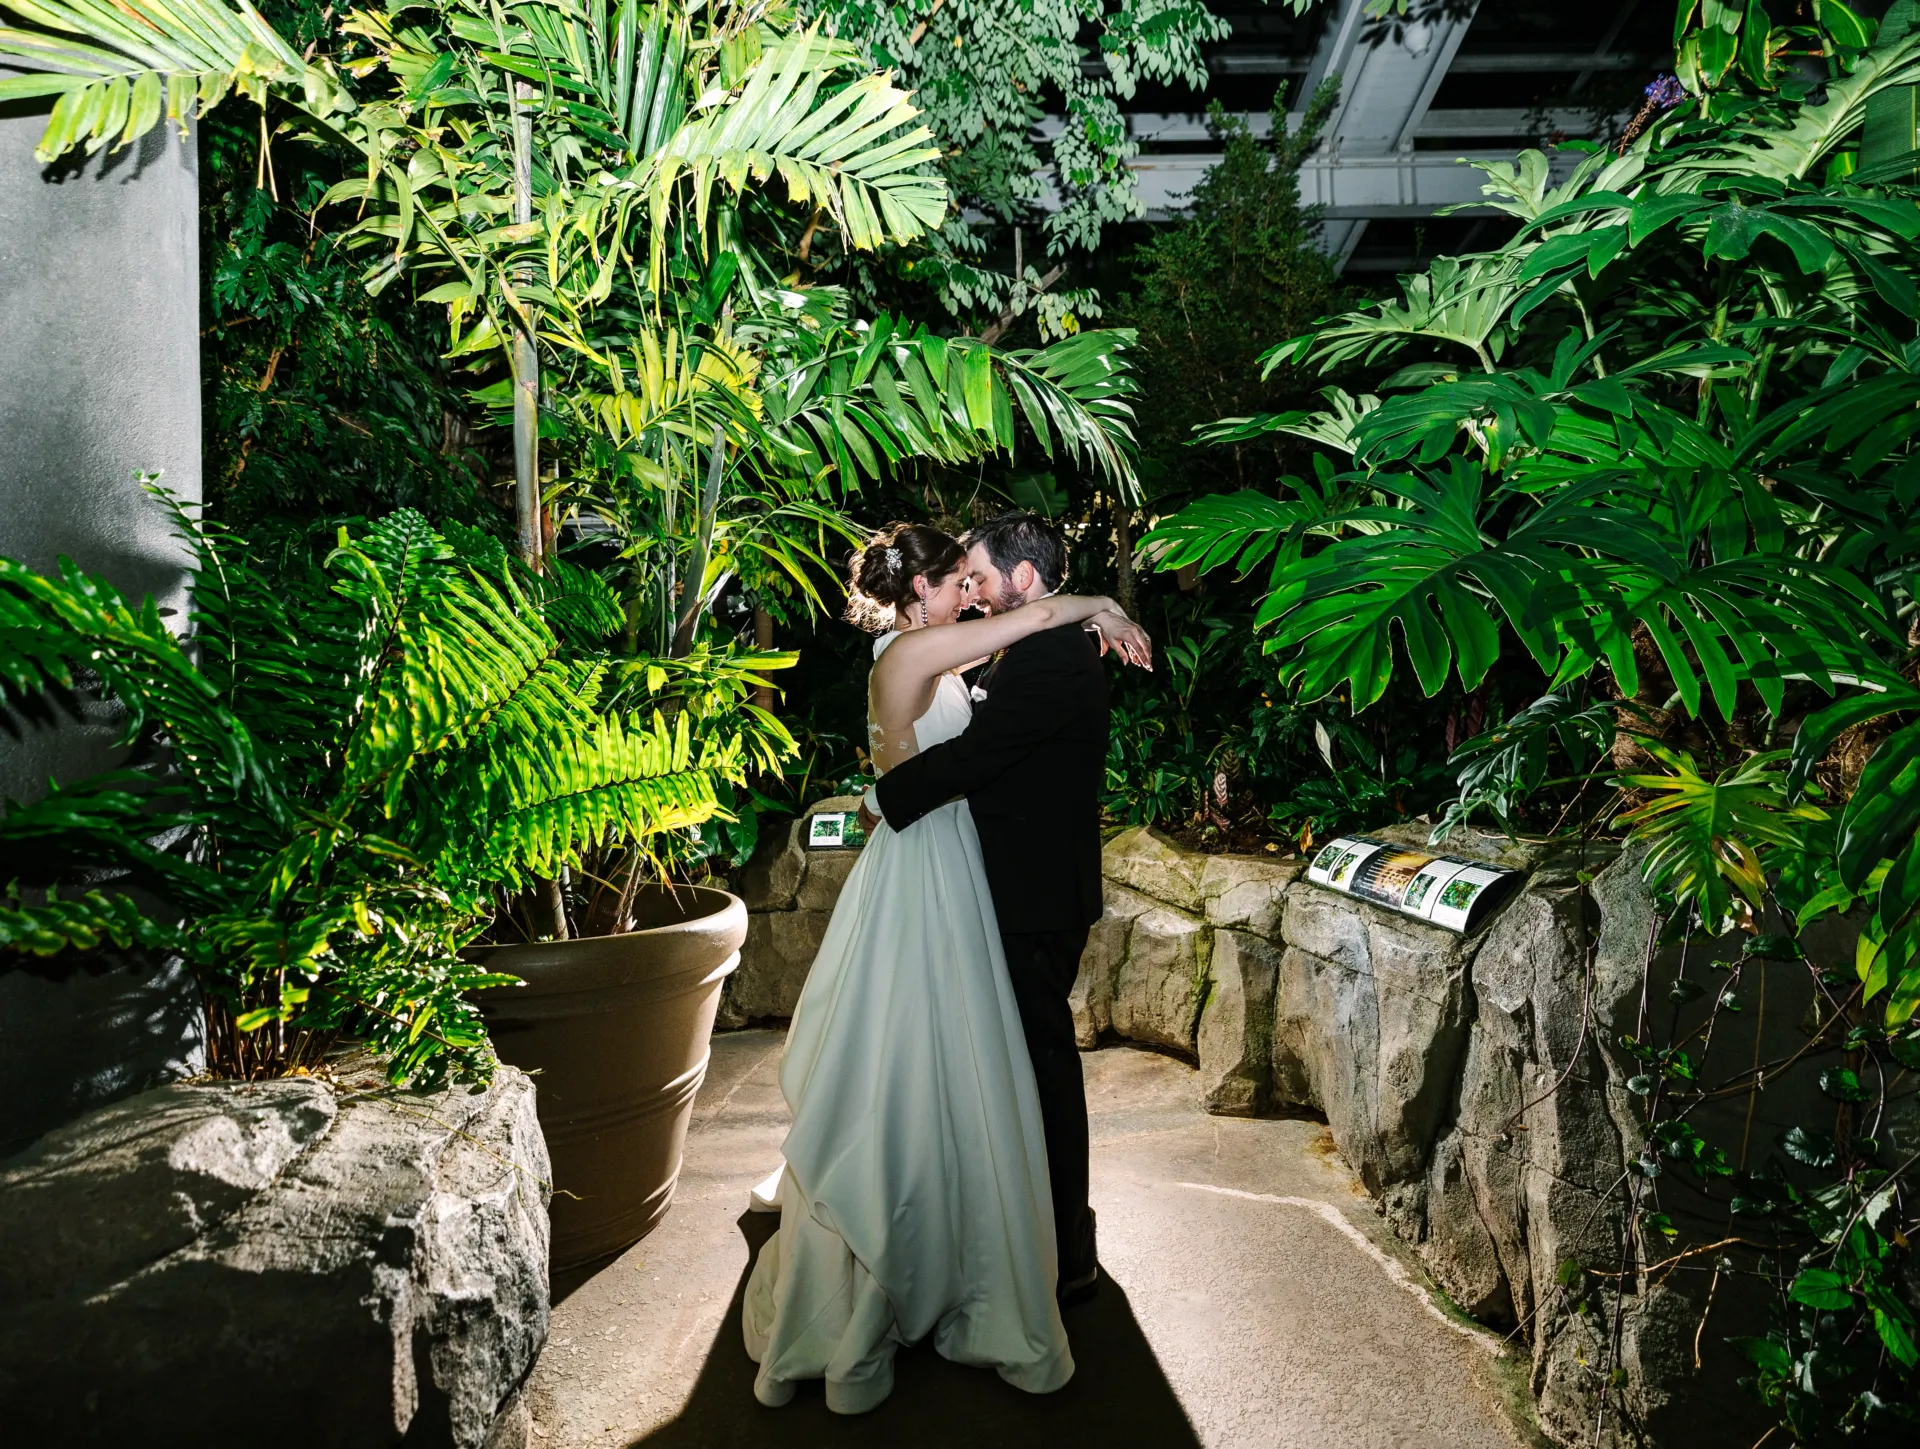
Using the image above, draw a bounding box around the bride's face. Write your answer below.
[915,567,973,627]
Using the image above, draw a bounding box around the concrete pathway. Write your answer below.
[526,1032,1541,1449]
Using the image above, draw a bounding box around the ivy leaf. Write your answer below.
[1788,1266,1854,1311]
[1818,1066,1871,1103]
[1781,1126,1839,1167]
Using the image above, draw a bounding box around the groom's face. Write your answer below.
[966,542,1032,615]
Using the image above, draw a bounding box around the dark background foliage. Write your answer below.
[199,0,494,530]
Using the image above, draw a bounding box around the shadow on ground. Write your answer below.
[633,1211,1202,1449]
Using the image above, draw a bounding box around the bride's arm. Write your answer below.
[875,594,1120,688]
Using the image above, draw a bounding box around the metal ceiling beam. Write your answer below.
[1118,107,1608,145]
[1122,147,1581,219]
[1447,51,1644,72]
[1047,3,1648,272]
[1571,0,1647,94]
[1289,0,1479,268]
[1296,0,1480,153]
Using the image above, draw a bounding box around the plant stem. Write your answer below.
[510,79,542,570]
[753,606,775,710]
[672,422,727,657]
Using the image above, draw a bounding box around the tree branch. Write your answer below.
[978,262,1066,348]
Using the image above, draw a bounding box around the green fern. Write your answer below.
[0,502,759,1086]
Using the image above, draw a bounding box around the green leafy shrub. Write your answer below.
[1147,7,1920,1434]
[0,491,754,1085]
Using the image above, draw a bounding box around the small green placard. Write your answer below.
[807,811,867,850]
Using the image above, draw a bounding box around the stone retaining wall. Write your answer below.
[1088,825,1864,1449]
[720,814,1905,1448]
[718,795,863,1027]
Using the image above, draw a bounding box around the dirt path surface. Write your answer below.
[525,1030,1540,1449]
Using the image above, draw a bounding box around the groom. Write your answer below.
[860,512,1118,1305]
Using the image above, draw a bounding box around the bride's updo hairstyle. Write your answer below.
[846,522,966,632]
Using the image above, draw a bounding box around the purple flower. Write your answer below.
[1645,74,1688,110]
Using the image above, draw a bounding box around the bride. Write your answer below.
[741,521,1148,1413]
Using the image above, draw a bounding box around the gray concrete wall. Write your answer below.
[0,111,205,1152]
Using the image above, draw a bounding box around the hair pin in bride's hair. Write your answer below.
[884,546,902,568]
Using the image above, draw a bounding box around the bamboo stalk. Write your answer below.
[671,422,727,657]
[510,79,543,570]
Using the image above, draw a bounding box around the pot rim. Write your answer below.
[467,885,744,956]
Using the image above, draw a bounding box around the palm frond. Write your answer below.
[642,27,948,283]
[0,0,352,162]
[477,708,735,883]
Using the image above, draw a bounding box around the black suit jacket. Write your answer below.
[874,622,1109,935]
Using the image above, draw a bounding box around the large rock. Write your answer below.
[1101,826,1207,913]
[1201,854,1299,939]
[1108,902,1212,1054]
[1273,884,1479,1215]
[721,908,834,1024]
[1197,929,1280,1115]
[1074,842,1296,1061]
[0,1065,550,1448]
[1190,855,1298,1113]
[1070,883,1153,1046]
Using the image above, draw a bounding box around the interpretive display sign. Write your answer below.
[1305,836,1523,934]
[806,811,868,850]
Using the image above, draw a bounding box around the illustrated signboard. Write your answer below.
[1305,836,1522,934]
[806,811,868,850]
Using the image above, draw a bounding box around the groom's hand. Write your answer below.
[858,800,881,835]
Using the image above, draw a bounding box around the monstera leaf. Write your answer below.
[1251,458,1584,706]
[1265,254,1525,376]
[1195,388,1381,457]
[1615,744,1830,926]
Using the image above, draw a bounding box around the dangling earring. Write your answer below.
[919,597,929,627]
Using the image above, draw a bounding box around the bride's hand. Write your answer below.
[1087,611,1152,670]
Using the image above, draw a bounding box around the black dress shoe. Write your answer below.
[1057,1261,1100,1306]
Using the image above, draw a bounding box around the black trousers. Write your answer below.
[1000,925,1095,1284]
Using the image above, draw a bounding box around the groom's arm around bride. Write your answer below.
[871,619,1106,932]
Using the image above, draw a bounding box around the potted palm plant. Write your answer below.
[293,0,1147,1268]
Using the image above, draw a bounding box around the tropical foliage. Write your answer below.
[0,491,762,1085]
[797,0,1235,338]
[1146,5,1920,1435]
[198,26,489,528]
[1116,87,1345,503]
[0,0,1147,1094]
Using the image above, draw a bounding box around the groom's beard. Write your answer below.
[991,580,1027,614]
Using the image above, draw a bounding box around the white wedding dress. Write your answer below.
[740,632,1073,1413]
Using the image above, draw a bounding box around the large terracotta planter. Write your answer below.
[470,884,746,1271]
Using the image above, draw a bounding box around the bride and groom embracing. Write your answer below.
[740,511,1154,1413]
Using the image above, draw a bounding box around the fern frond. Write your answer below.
[0,551,277,813]
[476,710,735,884]
[0,883,181,957]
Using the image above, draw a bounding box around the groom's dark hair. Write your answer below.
[965,512,1066,593]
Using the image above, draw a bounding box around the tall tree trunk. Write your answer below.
[753,606,775,710]
[1114,504,1136,618]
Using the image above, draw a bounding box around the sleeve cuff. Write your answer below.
[862,784,885,825]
